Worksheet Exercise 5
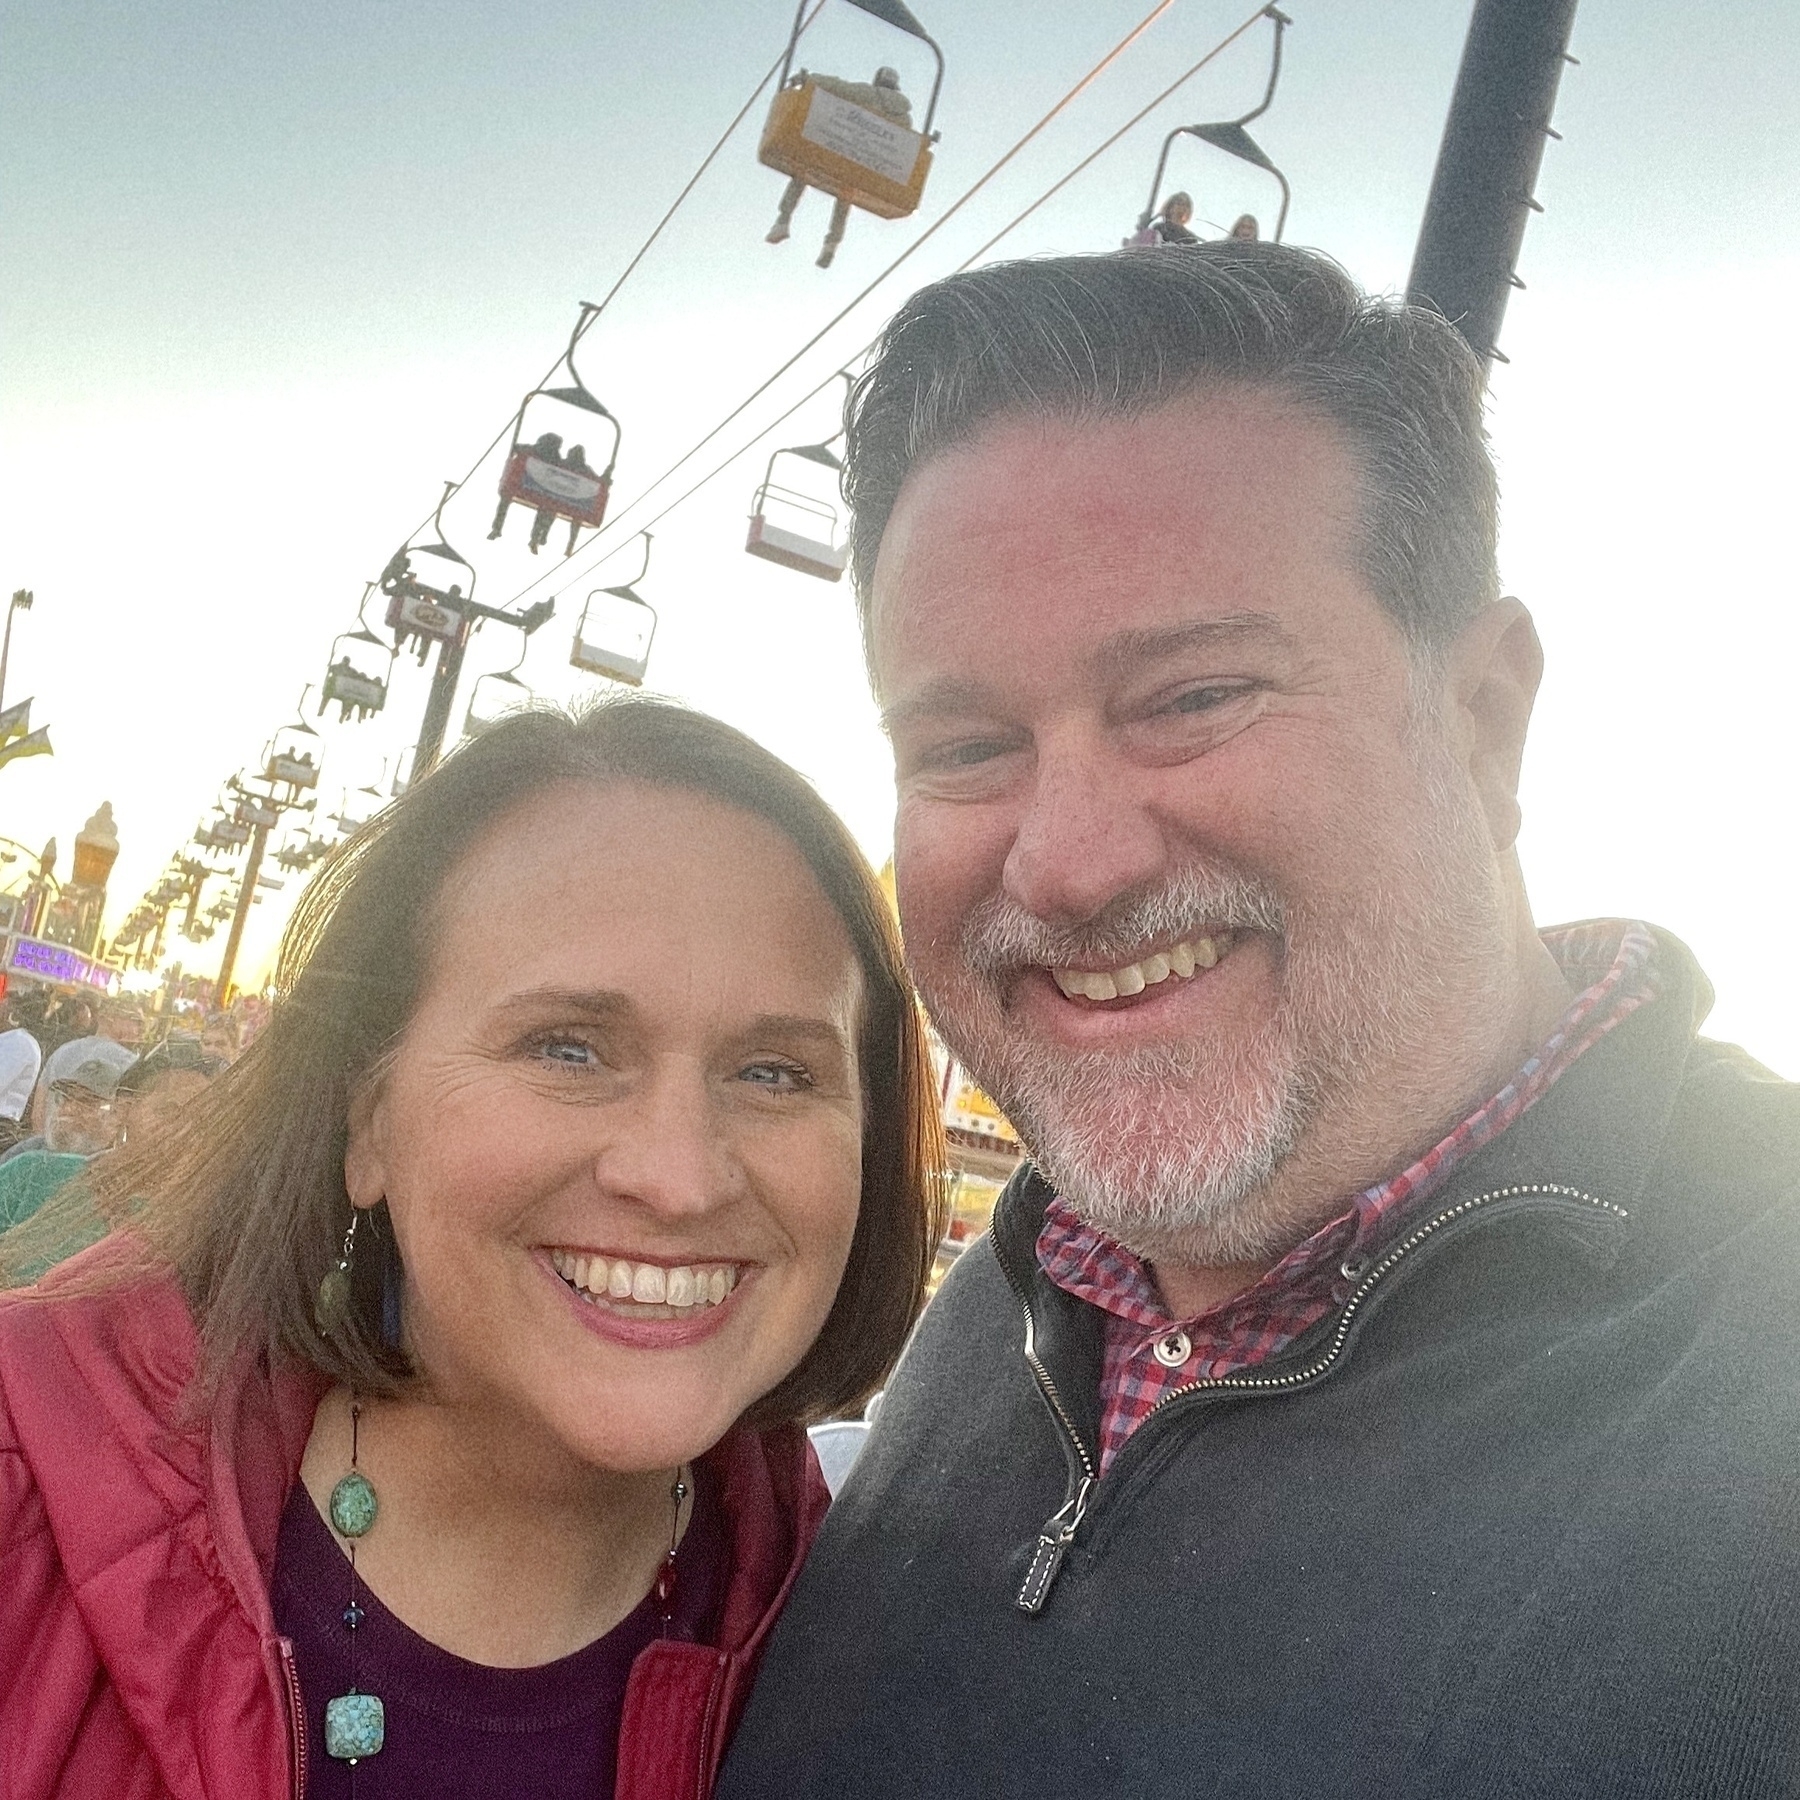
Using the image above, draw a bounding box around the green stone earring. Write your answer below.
[314,1210,359,1338]
[324,1396,385,1765]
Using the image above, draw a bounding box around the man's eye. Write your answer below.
[534,1037,599,1068]
[1169,683,1251,714]
[930,738,1011,769]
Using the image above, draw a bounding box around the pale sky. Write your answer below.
[3,0,1797,1067]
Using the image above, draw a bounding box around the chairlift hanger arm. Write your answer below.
[780,0,946,138]
[1137,6,1291,233]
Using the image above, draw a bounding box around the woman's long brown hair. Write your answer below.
[6,699,944,1424]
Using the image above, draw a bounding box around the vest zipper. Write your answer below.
[1001,1181,1627,1614]
[277,1635,308,1800]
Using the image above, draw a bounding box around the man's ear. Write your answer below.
[1439,596,1544,854]
[343,1074,389,1211]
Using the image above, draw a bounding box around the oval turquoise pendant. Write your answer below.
[329,1471,378,1539]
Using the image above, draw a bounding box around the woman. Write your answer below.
[0,699,943,1799]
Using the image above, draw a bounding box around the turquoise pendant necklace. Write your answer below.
[324,1396,385,1767]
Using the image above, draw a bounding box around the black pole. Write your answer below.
[412,633,468,785]
[1406,0,1578,368]
[214,820,269,1006]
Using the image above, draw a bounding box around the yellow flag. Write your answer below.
[0,725,53,768]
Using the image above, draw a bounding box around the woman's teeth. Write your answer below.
[549,1250,739,1311]
[1050,931,1235,1002]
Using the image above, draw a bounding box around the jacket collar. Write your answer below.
[992,924,1716,1386]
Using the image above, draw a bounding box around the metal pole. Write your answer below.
[0,591,27,715]
[1405,0,1579,368]
[411,632,468,786]
[214,821,270,1007]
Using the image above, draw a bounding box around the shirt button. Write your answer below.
[1153,1330,1192,1367]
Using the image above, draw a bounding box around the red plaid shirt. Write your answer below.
[1037,921,1660,1472]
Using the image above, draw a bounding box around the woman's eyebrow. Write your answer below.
[495,987,635,1022]
[738,1015,855,1057]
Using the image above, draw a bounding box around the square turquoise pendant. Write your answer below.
[325,1690,385,1761]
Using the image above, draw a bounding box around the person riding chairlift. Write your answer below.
[490,434,597,556]
[1151,192,1200,245]
[766,67,913,269]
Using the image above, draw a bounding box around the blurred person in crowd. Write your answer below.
[0,998,42,1152]
[32,992,95,1056]
[0,1057,122,1231]
[0,1038,231,1279]
[199,1012,241,1064]
[0,699,942,1799]
[30,996,142,1133]
[115,1034,225,1147]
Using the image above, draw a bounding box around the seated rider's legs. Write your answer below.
[767,176,806,245]
[528,508,553,553]
[566,519,582,556]
[489,496,511,539]
[817,195,851,269]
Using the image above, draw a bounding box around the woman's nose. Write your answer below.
[590,1061,744,1219]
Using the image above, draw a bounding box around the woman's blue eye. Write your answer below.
[740,1060,812,1091]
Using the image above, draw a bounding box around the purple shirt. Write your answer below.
[272,1466,723,1798]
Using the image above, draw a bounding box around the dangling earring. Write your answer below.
[656,1464,691,1634]
[315,1209,359,1338]
[324,1396,385,1764]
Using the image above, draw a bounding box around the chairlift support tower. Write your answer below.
[1407,0,1579,372]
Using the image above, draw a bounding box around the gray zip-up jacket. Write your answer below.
[720,929,1800,1798]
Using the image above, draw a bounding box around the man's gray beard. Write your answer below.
[920,732,1508,1268]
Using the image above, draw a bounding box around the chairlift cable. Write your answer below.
[960,3,1276,266]
[383,5,827,558]
[506,1,1274,590]
[493,0,1189,614]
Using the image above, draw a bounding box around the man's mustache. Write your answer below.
[959,865,1287,975]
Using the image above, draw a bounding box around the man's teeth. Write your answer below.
[549,1250,740,1311]
[1050,932,1233,1002]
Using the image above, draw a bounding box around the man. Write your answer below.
[719,245,1800,1795]
[28,995,141,1135]
[0,1055,122,1231]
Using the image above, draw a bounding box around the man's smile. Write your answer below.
[1048,931,1239,1003]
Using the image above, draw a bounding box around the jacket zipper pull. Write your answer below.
[1016,1476,1094,1615]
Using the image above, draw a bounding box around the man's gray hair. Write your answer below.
[844,243,1498,658]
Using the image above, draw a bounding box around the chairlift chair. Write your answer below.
[492,308,622,557]
[746,442,850,581]
[571,535,657,688]
[263,716,321,791]
[759,0,945,264]
[381,487,478,661]
[321,591,397,722]
[464,632,533,738]
[1127,7,1293,247]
